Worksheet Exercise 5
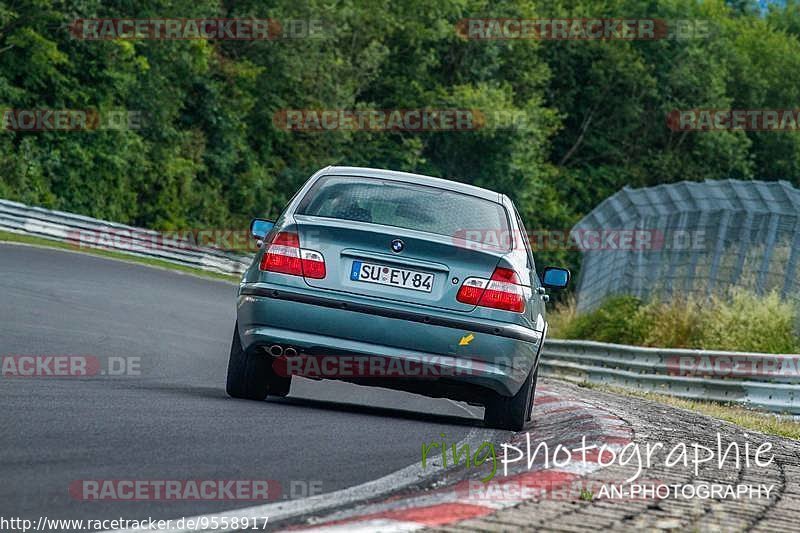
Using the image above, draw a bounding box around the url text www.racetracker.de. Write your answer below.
[0,516,269,532]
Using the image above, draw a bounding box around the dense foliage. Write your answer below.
[1,0,799,274]
[551,292,800,353]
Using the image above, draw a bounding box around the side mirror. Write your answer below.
[250,218,275,240]
[541,266,570,290]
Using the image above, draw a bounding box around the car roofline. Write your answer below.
[319,166,502,203]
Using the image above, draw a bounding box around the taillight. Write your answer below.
[455,278,488,306]
[300,249,326,279]
[456,267,526,312]
[259,231,326,279]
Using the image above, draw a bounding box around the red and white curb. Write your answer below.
[279,387,634,532]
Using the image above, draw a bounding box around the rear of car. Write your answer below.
[228,167,551,430]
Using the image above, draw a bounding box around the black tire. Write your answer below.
[266,372,292,397]
[483,363,538,431]
[225,323,291,399]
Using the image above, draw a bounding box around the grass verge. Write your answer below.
[577,381,800,440]
[0,230,240,283]
[549,292,799,353]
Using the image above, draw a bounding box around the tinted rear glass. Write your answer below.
[296,175,510,247]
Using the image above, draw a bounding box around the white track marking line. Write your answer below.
[107,427,504,533]
[445,398,483,418]
[296,519,424,533]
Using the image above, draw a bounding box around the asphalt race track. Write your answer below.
[6,243,800,533]
[0,243,491,527]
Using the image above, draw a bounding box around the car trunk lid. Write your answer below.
[295,215,504,312]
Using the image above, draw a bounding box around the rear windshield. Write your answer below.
[296,175,510,247]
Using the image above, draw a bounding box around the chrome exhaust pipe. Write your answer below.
[284,347,298,357]
[268,345,284,357]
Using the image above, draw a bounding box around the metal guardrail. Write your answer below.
[540,339,800,414]
[0,198,250,276]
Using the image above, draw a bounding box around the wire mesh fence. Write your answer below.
[574,180,800,313]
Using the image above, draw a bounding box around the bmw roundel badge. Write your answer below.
[391,239,404,253]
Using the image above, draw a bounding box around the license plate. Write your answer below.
[350,261,433,293]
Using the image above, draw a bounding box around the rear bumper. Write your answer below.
[237,283,542,397]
